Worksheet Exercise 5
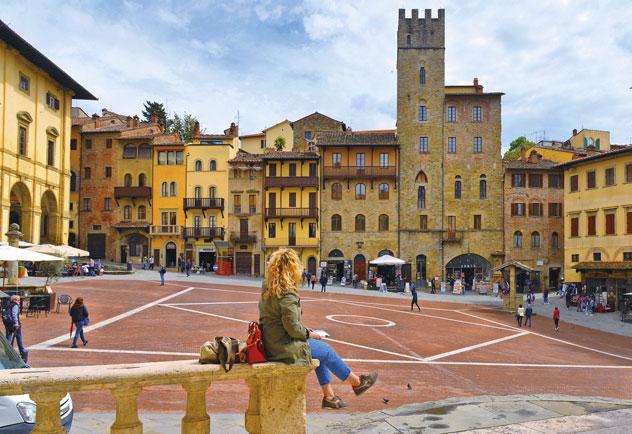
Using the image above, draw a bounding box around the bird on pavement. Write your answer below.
[382,398,390,404]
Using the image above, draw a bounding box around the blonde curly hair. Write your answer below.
[264,248,303,299]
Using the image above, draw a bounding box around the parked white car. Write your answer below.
[0,336,73,432]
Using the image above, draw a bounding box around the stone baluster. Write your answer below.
[110,385,142,434]
[30,391,66,434]
[245,371,308,434]
[181,378,211,434]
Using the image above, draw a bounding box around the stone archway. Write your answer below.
[9,182,32,242]
[40,190,60,244]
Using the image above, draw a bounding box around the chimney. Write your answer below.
[193,121,200,138]
[133,115,140,128]
[572,128,577,136]
[126,116,132,128]
[473,78,479,87]
[520,146,527,160]
[528,150,539,163]
[228,122,239,138]
[92,114,100,128]
[473,77,483,93]
[150,113,157,124]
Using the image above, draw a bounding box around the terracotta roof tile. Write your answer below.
[228,149,263,164]
[316,131,399,147]
[261,150,319,160]
[503,159,558,170]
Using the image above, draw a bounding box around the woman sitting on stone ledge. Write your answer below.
[259,248,378,409]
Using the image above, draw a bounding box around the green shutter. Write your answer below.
[583,137,588,149]
[595,138,600,150]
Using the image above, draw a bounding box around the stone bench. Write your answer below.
[0,359,317,434]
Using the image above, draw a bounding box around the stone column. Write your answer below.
[5,223,23,286]
[30,391,66,434]
[181,378,211,434]
[110,385,143,434]
[509,265,517,311]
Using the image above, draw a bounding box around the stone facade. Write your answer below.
[291,112,346,152]
[397,8,504,283]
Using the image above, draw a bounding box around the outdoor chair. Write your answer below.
[26,295,50,318]
[57,294,73,313]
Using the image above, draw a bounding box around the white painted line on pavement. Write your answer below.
[324,337,424,361]
[423,331,529,361]
[160,299,321,307]
[161,304,251,324]
[31,286,196,349]
[33,347,198,357]
[341,359,632,369]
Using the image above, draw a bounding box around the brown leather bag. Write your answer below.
[199,337,245,372]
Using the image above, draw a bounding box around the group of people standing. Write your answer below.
[301,270,327,292]
[516,303,562,332]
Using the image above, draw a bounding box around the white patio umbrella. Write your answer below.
[0,244,62,289]
[369,254,406,265]
[55,245,90,258]
[26,244,61,256]
[0,241,35,248]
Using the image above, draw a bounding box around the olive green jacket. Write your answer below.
[258,288,312,366]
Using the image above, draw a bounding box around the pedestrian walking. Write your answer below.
[311,274,317,290]
[561,281,567,298]
[301,270,307,287]
[159,265,166,286]
[525,303,533,327]
[320,272,328,293]
[177,257,183,273]
[543,288,549,304]
[431,277,437,294]
[352,273,358,289]
[149,255,155,270]
[410,280,420,311]
[69,297,89,348]
[516,304,525,327]
[553,307,560,331]
[2,295,27,362]
[565,288,572,309]
[186,259,191,277]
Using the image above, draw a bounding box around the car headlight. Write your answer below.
[17,401,36,424]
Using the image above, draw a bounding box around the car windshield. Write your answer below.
[0,335,26,369]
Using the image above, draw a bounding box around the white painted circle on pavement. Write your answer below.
[325,314,396,327]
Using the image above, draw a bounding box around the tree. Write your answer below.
[166,112,199,142]
[273,136,286,151]
[37,261,62,286]
[503,136,534,159]
[141,101,167,127]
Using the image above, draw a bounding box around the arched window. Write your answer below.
[138,173,146,187]
[406,34,412,46]
[379,183,389,200]
[551,232,559,249]
[70,170,77,192]
[123,144,137,159]
[161,182,168,197]
[416,170,428,183]
[123,205,132,220]
[209,160,217,171]
[355,183,366,200]
[479,175,487,199]
[379,214,389,231]
[209,186,217,198]
[194,186,202,199]
[138,205,146,220]
[169,182,177,197]
[355,214,365,232]
[124,173,132,187]
[138,144,151,159]
[194,160,202,171]
[331,214,342,231]
[417,186,426,209]
[513,231,523,248]
[455,176,462,199]
[331,183,342,200]
[419,66,425,85]
[531,231,541,248]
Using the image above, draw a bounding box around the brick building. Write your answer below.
[503,151,565,292]
[291,112,346,152]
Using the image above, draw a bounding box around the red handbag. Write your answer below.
[242,321,267,364]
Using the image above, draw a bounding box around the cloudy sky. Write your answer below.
[4,0,632,148]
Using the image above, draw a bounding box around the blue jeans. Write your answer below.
[308,338,351,386]
[160,273,165,285]
[6,326,25,355]
[73,321,86,346]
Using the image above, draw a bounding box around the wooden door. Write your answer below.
[354,254,366,280]
[268,192,276,217]
[235,252,252,275]
[87,233,106,259]
[288,223,296,246]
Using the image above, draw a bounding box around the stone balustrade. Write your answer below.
[0,359,316,434]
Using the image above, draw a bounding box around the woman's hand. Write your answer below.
[308,329,322,340]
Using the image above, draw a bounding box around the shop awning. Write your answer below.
[572,261,632,271]
[492,260,534,272]
[369,255,405,265]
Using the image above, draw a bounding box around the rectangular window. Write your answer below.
[157,151,166,165]
[47,140,55,166]
[260,139,266,149]
[105,167,112,178]
[571,254,579,262]
[627,211,632,234]
[380,153,389,168]
[548,203,562,217]
[85,139,92,149]
[605,167,615,186]
[268,164,277,176]
[511,173,526,187]
[587,215,596,236]
[473,137,482,153]
[304,131,313,141]
[419,136,429,153]
[309,163,317,177]
[511,203,525,216]
[84,167,91,179]
[473,214,482,230]
[234,194,241,214]
[288,192,297,207]
[19,73,30,93]
[473,106,482,122]
[268,223,276,238]
[529,203,543,217]
[69,220,74,229]
[249,194,257,214]
[308,222,317,238]
[419,215,428,231]
[69,203,73,211]
[593,252,601,262]
[70,139,77,150]
[417,186,426,209]
[605,213,615,235]
[176,151,184,164]
[92,225,101,231]
[46,92,60,110]
[570,217,579,237]
[356,153,365,168]
[529,174,543,188]
[288,163,297,177]
[103,198,112,211]
[18,126,27,156]
[570,175,578,192]
[624,252,632,261]
[418,105,427,122]
[448,137,456,153]
[548,174,563,188]
[332,153,341,167]
[587,170,596,189]
[106,138,113,149]
[447,106,457,122]
[626,164,632,183]
[83,198,91,211]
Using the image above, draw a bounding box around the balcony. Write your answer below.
[265,207,318,219]
[182,226,225,240]
[230,231,258,244]
[150,225,182,235]
[0,359,315,433]
[183,197,224,211]
[442,230,463,243]
[114,186,152,199]
[265,237,319,248]
[323,165,397,180]
[264,176,318,189]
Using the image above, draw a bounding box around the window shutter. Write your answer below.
[595,138,600,150]
[583,137,588,148]
[606,214,615,235]
[627,211,632,234]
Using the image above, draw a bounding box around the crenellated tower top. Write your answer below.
[397,8,445,49]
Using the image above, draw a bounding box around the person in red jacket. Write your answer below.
[553,307,560,331]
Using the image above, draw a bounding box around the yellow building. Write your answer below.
[262,151,320,274]
[150,140,186,268]
[183,123,238,271]
[521,128,610,164]
[0,20,96,243]
[239,132,266,155]
[558,146,632,310]
[264,119,293,152]
[567,128,610,152]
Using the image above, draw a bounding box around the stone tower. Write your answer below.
[397,9,446,280]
